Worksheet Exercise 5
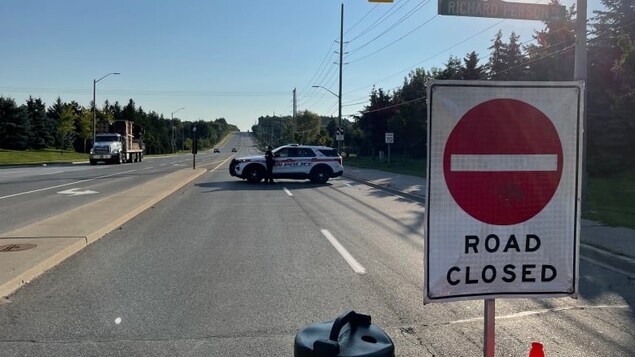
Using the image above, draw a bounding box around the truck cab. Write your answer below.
[90,133,124,165]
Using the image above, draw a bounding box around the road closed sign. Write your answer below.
[424,80,584,303]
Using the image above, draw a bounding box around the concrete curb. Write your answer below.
[580,243,635,277]
[0,168,207,298]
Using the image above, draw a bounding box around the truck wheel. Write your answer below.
[310,166,331,184]
[89,159,96,166]
[245,165,264,183]
[115,154,122,164]
[139,154,143,162]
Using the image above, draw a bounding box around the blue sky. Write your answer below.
[1,0,603,131]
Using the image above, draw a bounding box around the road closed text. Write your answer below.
[446,234,557,285]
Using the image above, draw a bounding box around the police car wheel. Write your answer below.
[310,166,331,184]
[245,165,264,183]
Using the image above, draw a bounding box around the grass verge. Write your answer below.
[345,155,634,230]
[584,171,635,229]
[343,155,425,178]
[0,149,88,166]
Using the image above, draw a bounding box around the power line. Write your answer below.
[347,19,507,95]
[347,0,430,56]
[344,4,378,35]
[348,14,438,64]
[298,40,338,95]
[347,0,412,43]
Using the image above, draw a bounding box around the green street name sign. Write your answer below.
[439,0,566,21]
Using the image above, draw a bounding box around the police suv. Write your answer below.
[229,144,343,184]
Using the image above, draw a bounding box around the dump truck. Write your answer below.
[89,120,144,165]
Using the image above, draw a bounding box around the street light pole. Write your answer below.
[338,2,344,154]
[313,3,344,153]
[312,85,341,149]
[171,107,186,154]
[92,72,120,146]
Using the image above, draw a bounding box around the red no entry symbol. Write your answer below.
[443,99,563,225]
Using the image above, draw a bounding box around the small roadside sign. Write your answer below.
[438,0,565,21]
[336,127,344,142]
[424,80,584,304]
[385,132,394,144]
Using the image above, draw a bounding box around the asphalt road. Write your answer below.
[0,133,633,356]
[0,134,246,234]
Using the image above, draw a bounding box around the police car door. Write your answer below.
[296,147,316,171]
[273,147,297,176]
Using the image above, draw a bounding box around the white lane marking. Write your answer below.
[448,304,629,325]
[0,169,138,200]
[283,187,293,196]
[320,229,366,274]
[35,170,66,176]
[57,188,99,196]
[451,154,558,172]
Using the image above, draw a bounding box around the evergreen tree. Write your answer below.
[587,0,635,174]
[502,32,528,80]
[461,51,485,80]
[525,1,576,80]
[25,96,54,149]
[46,97,65,148]
[487,30,507,79]
[0,97,29,149]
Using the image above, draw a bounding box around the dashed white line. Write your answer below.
[283,187,293,196]
[320,229,366,274]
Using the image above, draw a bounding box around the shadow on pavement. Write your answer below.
[195,180,331,193]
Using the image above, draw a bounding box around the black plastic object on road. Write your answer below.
[294,310,394,357]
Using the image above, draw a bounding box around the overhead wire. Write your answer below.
[344,4,379,35]
[347,0,431,56]
[346,19,507,95]
[347,0,413,43]
[341,30,596,118]
[347,14,438,64]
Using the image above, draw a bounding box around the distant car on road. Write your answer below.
[229,144,343,184]
[231,148,238,152]
[213,148,220,153]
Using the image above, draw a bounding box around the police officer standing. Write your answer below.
[265,146,275,184]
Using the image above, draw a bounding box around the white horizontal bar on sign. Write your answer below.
[450,154,558,172]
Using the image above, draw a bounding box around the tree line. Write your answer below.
[253,0,633,176]
[0,97,238,155]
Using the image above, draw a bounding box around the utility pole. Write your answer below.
[574,0,588,211]
[337,2,344,154]
[292,88,297,139]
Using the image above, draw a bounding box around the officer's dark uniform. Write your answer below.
[265,146,275,183]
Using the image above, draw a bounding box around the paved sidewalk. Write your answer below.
[344,166,635,274]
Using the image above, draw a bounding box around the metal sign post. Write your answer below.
[484,299,495,357]
[192,126,197,169]
[385,132,394,166]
